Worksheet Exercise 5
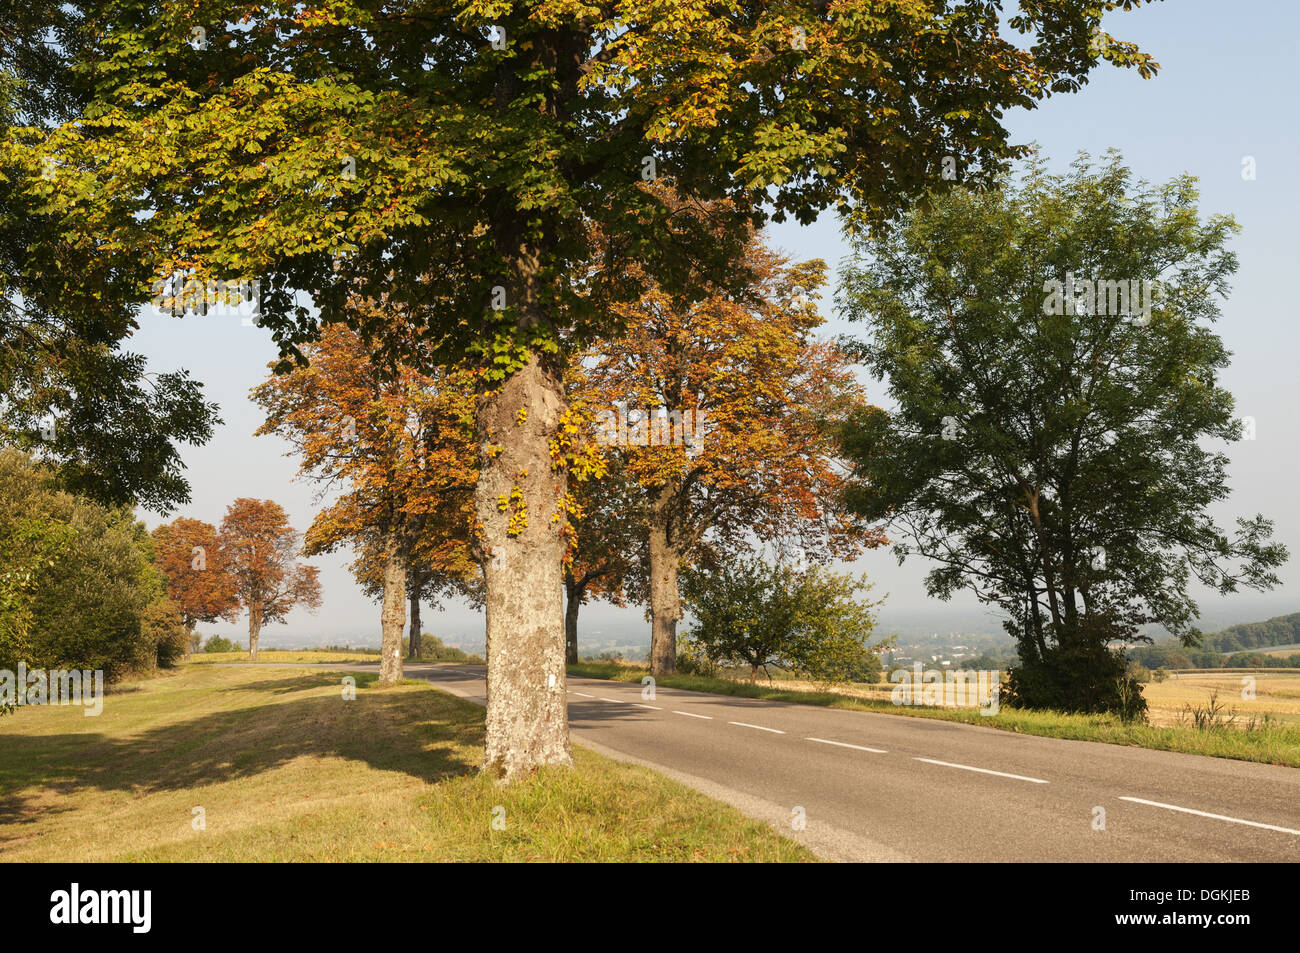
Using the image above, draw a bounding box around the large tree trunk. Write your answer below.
[247,607,261,661]
[378,528,406,687]
[564,576,581,665]
[647,497,681,677]
[408,588,422,661]
[476,354,572,781]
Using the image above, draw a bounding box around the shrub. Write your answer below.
[1,450,187,681]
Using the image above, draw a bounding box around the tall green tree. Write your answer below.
[0,5,219,512]
[837,153,1288,717]
[10,0,1160,776]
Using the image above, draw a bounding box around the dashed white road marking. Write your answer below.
[673,710,712,720]
[807,737,887,754]
[728,721,785,734]
[598,697,626,704]
[913,757,1048,784]
[635,703,662,710]
[569,691,594,697]
[1118,797,1300,836]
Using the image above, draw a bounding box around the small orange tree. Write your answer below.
[151,517,239,654]
[218,498,322,660]
[253,308,477,684]
[582,230,887,674]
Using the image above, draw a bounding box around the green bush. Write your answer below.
[1005,623,1148,723]
[203,635,239,653]
[0,450,186,681]
[404,633,479,662]
[680,556,889,686]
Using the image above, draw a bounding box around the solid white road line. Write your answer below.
[1118,796,1300,836]
[912,757,1048,784]
[673,710,712,720]
[635,703,662,710]
[728,721,785,734]
[807,737,887,754]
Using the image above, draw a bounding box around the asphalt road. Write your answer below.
[281,662,1300,861]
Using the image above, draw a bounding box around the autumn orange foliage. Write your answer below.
[578,226,887,673]
[151,517,239,652]
[217,498,322,660]
[253,307,477,682]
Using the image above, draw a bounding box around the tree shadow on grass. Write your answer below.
[215,671,381,695]
[0,676,482,837]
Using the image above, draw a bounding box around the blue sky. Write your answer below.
[132,0,1300,647]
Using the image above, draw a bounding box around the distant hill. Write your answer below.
[1199,612,1300,653]
[1130,611,1300,669]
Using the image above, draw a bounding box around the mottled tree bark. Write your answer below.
[378,528,406,687]
[477,354,572,781]
[647,496,681,676]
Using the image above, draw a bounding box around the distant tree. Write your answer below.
[681,556,887,685]
[151,517,239,656]
[582,223,886,675]
[351,521,481,662]
[217,499,322,661]
[203,634,239,654]
[838,154,1288,718]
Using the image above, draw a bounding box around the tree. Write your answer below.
[351,522,482,662]
[837,153,1288,717]
[151,517,239,655]
[15,0,1160,777]
[0,449,188,680]
[253,315,477,685]
[680,556,887,685]
[1,6,220,513]
[582,225,885,675]
[203,634,239,654]
[562,454,642,664]
[218,499,322,661]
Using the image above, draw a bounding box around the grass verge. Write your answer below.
[0,665,812,862]
[568,662,1300,768]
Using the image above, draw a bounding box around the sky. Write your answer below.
[131,0,1300,649]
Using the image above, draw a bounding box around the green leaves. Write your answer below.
[681,555,886,685]
[837,151,1287,714]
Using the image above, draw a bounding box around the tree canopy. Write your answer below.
[5,0,1163,775]
[837,152,1287,716]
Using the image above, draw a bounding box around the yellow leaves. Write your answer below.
[503,485,528,536]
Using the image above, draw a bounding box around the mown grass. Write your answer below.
[568,661,1300,768]
[187,650,383,665]
[0,665,812,862]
